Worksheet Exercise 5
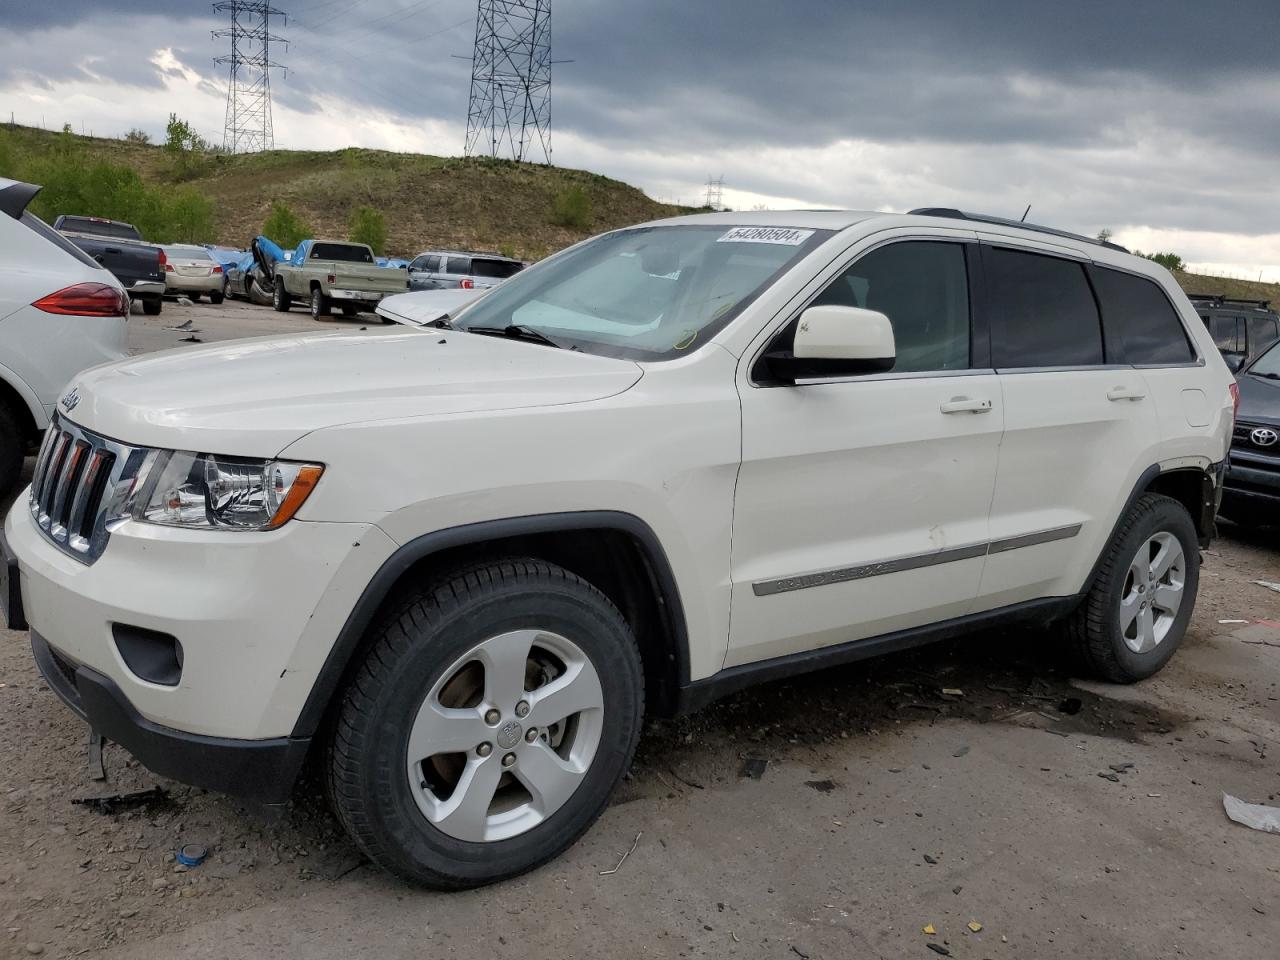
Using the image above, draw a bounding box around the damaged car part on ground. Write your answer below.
[2,209,1235,889]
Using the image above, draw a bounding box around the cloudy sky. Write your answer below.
[3,0,1279,279]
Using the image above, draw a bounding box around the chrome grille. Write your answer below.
[29,418,143,564]
[1233,420,1280,456]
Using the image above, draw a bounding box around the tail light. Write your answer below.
[1229,382,1240,421]
[212,265,223,274]
[33,283,129,317]
[327,273,336,284]
[157,249,168,272]
[459,278,475,289]
[165,263,175,273]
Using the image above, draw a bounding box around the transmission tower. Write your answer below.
[465,0,553,164]
[212,1,287,153]
[705,175,725,211]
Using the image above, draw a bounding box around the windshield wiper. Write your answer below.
[464,324,563,349]
[1252,371,1280,380]
[428,315,453,329]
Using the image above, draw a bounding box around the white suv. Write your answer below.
[0,180,130,494]
[2,210,1234,889]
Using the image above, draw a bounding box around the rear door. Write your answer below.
[975,241,1160,611]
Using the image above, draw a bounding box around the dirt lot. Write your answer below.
[3,298,1280,959]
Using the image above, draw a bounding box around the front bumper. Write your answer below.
[1223,449,1280,516]
[29,630,308,804]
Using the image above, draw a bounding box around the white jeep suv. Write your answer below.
[2,210,1234,888]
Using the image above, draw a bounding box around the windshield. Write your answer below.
[1249,340,1280,378]
[164,245,212,260]
[450,224,831,359]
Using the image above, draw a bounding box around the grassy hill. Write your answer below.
[0,124,691,260]
[2,124,1278,305]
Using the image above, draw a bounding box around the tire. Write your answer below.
[1066,493,1199,683]
[0,402,26,497]
[209,288,224,305]
[341,305,360,318]
[310,287,330,319]
[327,558,644,889]
[142,297,162,316]
[188,292,201,302]
[273,282,291,312]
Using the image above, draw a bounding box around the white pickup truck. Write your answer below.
[271,239,409,319]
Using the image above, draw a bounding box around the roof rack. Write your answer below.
[1186,293,1272,310]
[908,207,1130,253]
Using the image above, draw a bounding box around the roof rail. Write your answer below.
[1187,293,1272,310]
[908,207,1130,253]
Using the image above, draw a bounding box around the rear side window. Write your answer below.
[1091,267,1195,364]
[986,247,1103,368]
[21,212,102,270]
[1248,315,1279,354]
[471,258,523,280]
[1210,314,1245,354]
[814,240,971,372]
[446,256,471,274]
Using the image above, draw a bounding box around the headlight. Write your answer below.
[128,451,324,530]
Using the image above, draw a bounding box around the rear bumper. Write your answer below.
[164,275,222,295]
[30,631,309,805]
[126,280,164,298]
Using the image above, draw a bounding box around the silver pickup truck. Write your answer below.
[271,239,409,320]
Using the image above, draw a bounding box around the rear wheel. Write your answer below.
[142,297,162,316]
[0,402,26,496]
[209,288,224,305]
[1066,493,1199,682]
[327,559,644,889]
[310,287,330,319]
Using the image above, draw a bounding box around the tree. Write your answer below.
[1096,228,1112,244]
[550,186,592,229]
[164,114,208,154]
[348,205,388,255]
[262,201,312,248]
[1135,251,1185,271]
[125,128,151,145]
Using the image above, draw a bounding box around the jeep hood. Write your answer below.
[61,328,643,457]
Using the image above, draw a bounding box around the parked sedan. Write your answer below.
[161,245,225,303]
[407,250,524,292]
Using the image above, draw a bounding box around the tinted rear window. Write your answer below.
[58,217,140,241]
[22,212,103,270]
[311,243,374,263]
[987,247,1104,368]
[1091,267,1195,364]
[471,258,524,280]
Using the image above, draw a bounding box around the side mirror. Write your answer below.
[763,305,896,383]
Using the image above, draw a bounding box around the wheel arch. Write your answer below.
[0,363,45,440]
[290,511,692,739]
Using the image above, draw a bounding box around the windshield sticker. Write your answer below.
[716,226,815,246]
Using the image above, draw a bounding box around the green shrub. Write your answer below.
[498,242,518,260]
[262,201,312,248]
[348,205,387,255]
[550,186,592,229]
[125,128,151,145]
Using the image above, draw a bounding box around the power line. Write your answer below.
[465,0,553,164]
[212,1,288,153]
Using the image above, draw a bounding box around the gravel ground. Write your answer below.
[3,298,1279,959]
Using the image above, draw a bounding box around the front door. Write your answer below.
[727,237,1003,667]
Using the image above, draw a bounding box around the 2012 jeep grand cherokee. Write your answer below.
[1,209,1235,889]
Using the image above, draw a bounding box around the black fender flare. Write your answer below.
[290,510,691,738]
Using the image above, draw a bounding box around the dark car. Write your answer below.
[1189,294,1280,373]
[52,215,166,315]
[1221,339,1280,528]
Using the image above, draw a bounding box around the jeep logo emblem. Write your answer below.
[496,720,523,749]
[1252,427,1279,448]
[60,388,80,413]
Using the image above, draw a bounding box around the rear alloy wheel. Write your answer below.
[1066,493,1199,682]
[327,559,644,889]
[273,282,290,312]
[310,287,330,319]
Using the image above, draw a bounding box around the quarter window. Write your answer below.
[987,247,1103,368]
[812,241,971,372]
[1091,267,1195,364]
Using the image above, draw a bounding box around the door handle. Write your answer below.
[1106,386,1147,402]
[940,396,993,415]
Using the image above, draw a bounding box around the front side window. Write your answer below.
[810,240,971,372]
[409,256,430,271]
[451,225,830,360]
[987,247,1104,368]
[1091,267,1195,364]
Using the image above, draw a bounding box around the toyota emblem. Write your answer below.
[1252,427,1279,448]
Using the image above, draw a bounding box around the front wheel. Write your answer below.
[273,282,291,312]
[1066,493,1199,682]
[327,559,644,889]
